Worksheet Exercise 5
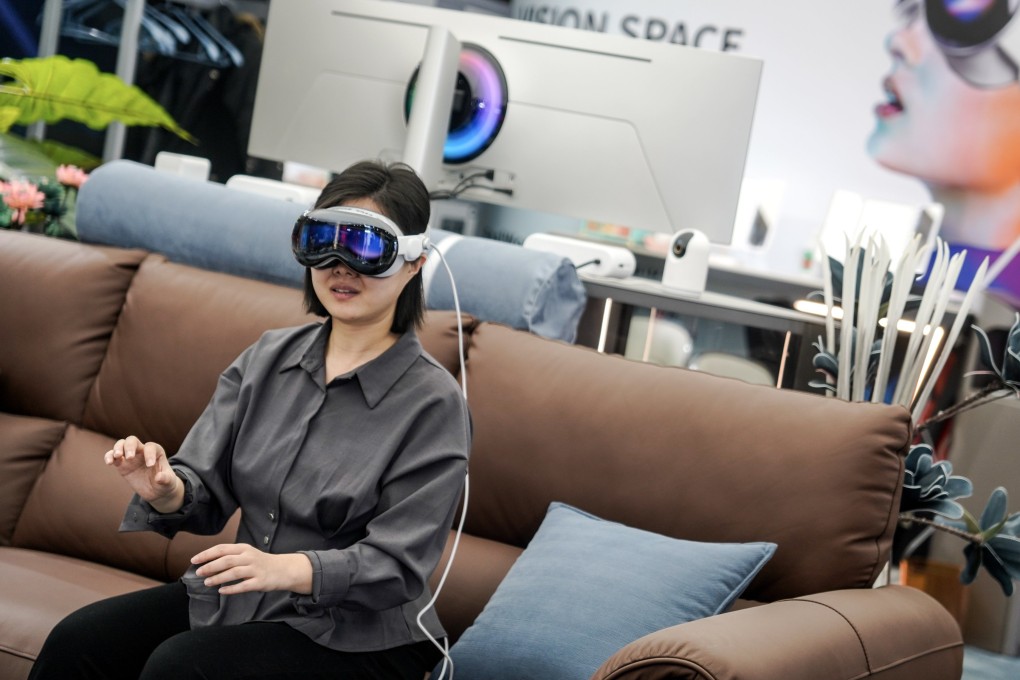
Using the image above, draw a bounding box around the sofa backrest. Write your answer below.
[76,160,588,342]
[0,230,469,581]
[0,232,146,425]
[459,322,911,602]
[1,229,911,605]
[78,254,316,453]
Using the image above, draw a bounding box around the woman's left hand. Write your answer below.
[191,544,313,596]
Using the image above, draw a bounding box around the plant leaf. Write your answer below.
[980,487,1009,530]
[0,56,194,143]
[0,106,18,133]
[962,542,982,585]
[0,131,56,179]
[964,509,982,535]
[1004,313,1020,384]
[982,546,1016,596]
[989,535,1020,580]
[38,139,102,170]
[972,323,1002,378]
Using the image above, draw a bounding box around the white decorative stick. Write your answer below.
[896,240,948,407]
[904,251,964,408]
[838,235,862,400]
[873,234,922,403]
[819,239,835,355]
[912,256,990,423]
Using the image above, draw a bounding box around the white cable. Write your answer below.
[416,245,469,680]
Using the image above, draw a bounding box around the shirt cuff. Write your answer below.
[118,470,195,538]
[292,549,352,612]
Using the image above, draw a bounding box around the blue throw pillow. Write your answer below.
[438,502,776,680]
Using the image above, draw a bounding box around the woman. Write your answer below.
[868,0,1020,304]
[28,160,470,680]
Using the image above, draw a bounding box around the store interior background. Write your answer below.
[3,0,937,279]
[4,1,1020,678]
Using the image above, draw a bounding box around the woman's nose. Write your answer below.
[331,261,358,276]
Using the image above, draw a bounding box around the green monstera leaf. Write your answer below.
[0,55,193,142]
[0,106,18,131]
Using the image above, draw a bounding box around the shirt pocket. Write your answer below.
[181,565,227,628]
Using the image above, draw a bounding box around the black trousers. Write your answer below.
[28,581,442,680]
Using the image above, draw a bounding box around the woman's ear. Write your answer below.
[408,254,426,276]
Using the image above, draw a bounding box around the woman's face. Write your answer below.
[309,197,422,332]
[868,0,1020,191]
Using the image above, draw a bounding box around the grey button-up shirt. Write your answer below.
[121,320,470,652]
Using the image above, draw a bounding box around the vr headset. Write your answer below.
[925,0,1020,88]
[291,206,430,277]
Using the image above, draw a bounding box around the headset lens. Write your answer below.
[927,0,1012,49]
[293,217,399,275]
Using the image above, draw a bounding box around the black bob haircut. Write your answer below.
[302,160,430,334]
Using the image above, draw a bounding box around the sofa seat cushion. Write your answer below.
[0,547,161,676]
[443,502,776,680]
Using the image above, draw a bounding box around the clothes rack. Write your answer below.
[33,0,145,162]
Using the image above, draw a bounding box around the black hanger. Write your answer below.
[162,1,244,68]
[60,0,178,57]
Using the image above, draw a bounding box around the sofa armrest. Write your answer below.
[592,586,962,680]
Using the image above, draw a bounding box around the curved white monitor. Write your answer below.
[248,0,762,244]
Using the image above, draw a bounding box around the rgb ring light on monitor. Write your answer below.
[405,43,508,165]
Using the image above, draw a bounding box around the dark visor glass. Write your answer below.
[927,0,1012,49]
[292,216,400,275]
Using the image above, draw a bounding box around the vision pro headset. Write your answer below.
[292,206,430,277]
[925,0,1020,88]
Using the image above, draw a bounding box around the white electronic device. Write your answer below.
[661,229,710,296]
[248,0,762,247]
[523,233,636,279]
[154,151,211,181]
[401,25,460,191]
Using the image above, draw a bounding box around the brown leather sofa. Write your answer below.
[0,228,963,679]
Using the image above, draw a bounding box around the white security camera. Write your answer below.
[661,229,710,295]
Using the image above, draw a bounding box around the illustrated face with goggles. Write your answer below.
[292,205,429,278]
[869,0,1020,208]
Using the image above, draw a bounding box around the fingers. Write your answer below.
[142,442,164,468]
[192,544,262,592]
[104,436,164,468]
[192,543,246,568]
[188,546,298,595]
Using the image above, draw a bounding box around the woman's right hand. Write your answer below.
[105,436,184,513]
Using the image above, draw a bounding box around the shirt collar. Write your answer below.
[283,320,423,408]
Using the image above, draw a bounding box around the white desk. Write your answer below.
[576,273,828,390]
[580,273,826,336]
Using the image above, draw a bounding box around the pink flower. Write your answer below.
[1,180,46,225]
[55,164,89,189]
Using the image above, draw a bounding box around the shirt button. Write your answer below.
[263,536,270,546]
[269,512,276,522]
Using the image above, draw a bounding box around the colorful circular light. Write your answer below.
[945,0,996,22]
[405,43,508,165]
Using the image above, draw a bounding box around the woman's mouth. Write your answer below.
[330,285,359,299]
[876,77,905,119]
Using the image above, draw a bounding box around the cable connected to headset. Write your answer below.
[429,169,513,201]
[416,244,469,680]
